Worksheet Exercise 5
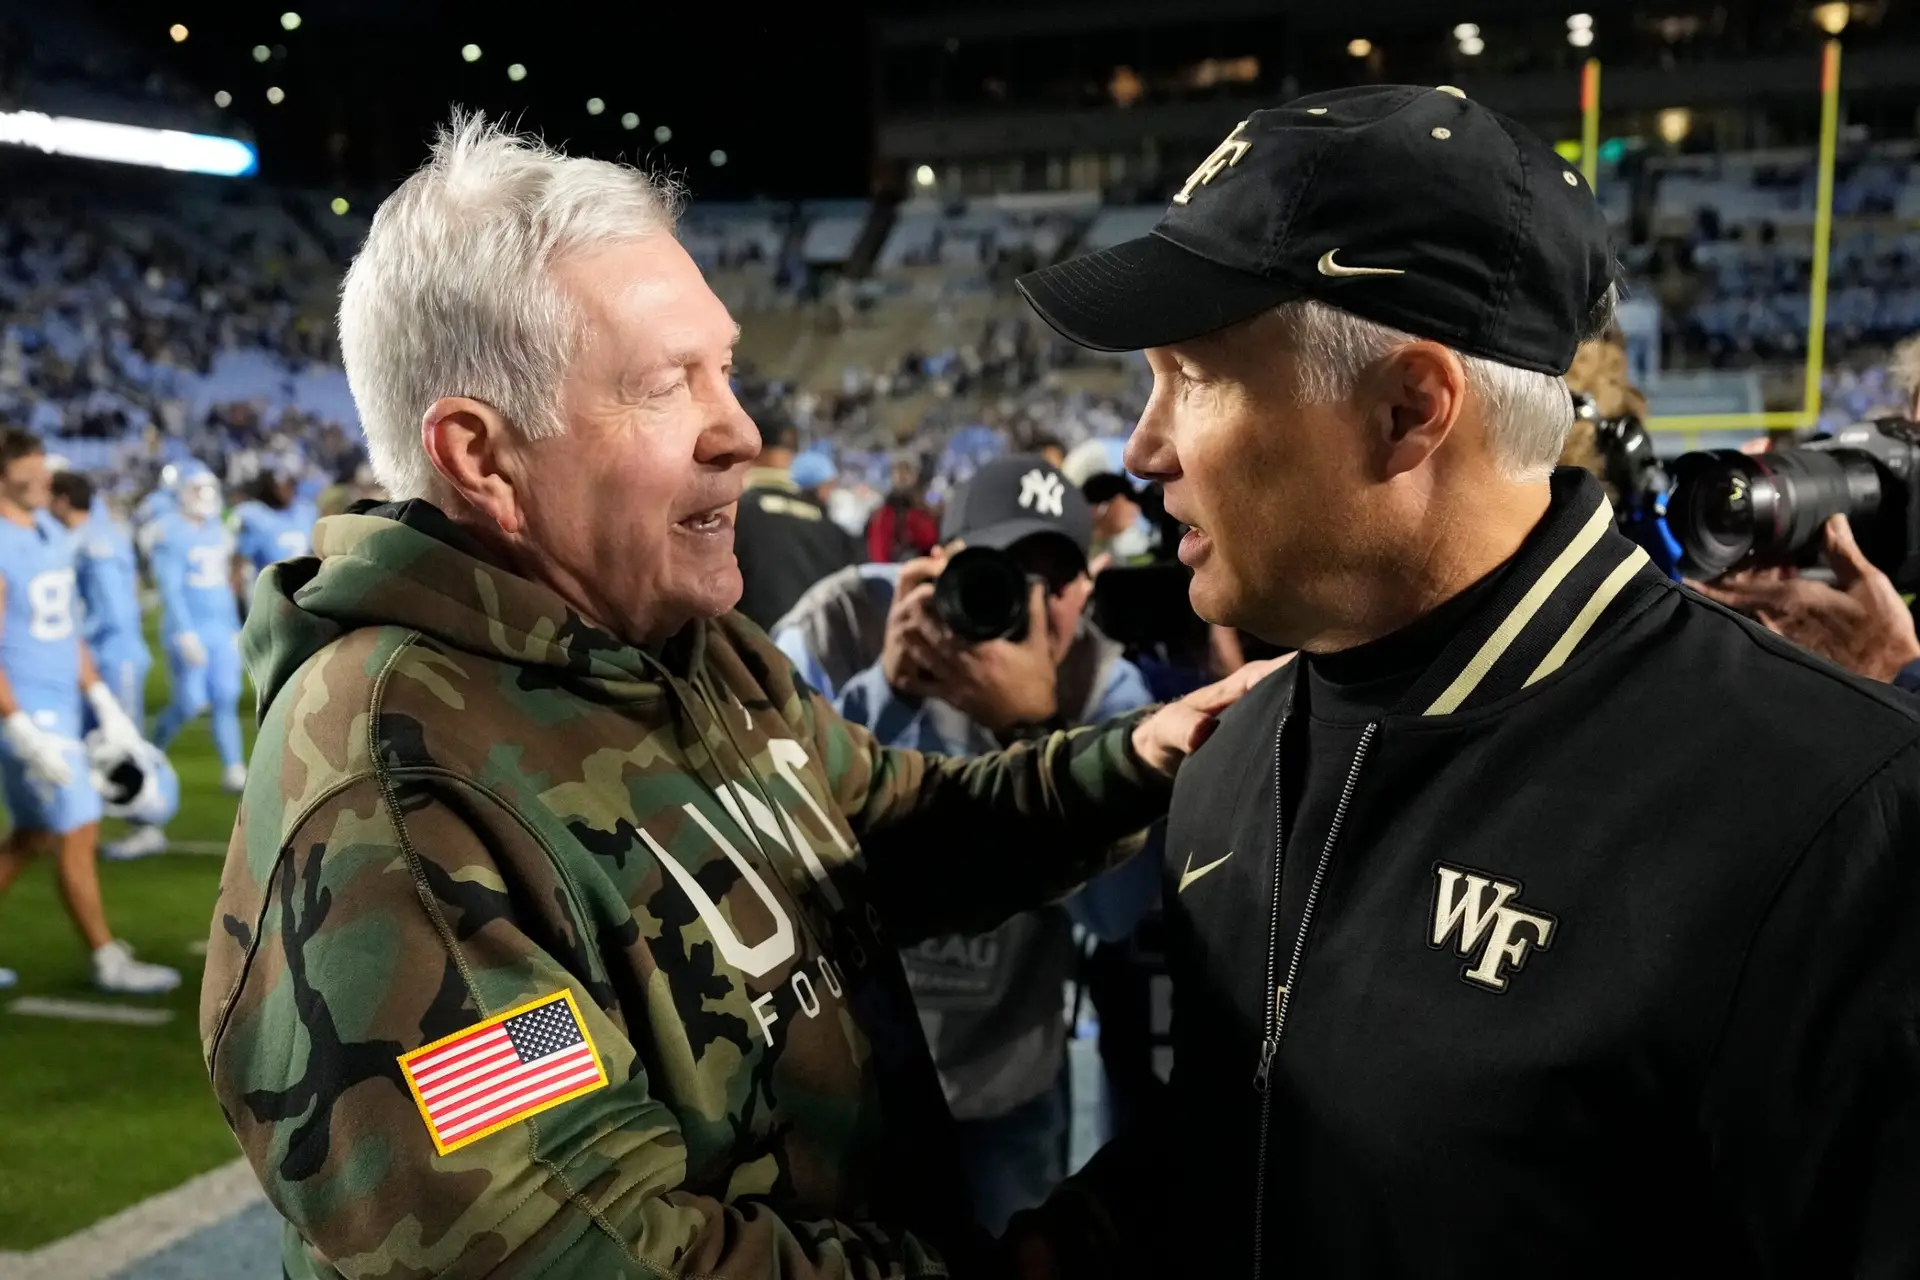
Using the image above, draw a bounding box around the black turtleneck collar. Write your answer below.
[1307,551,1518,723]
[1298,469,1669,724]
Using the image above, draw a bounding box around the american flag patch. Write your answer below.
[398,991,608,1154]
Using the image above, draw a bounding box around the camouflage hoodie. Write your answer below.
[199,502,1171,1280]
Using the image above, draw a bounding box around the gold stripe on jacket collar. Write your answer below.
[1423,498,1613,716]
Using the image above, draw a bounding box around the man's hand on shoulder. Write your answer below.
[1131,654,1292,776]
[1691,515,1920,683]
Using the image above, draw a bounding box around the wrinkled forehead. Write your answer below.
[557,235,739,369]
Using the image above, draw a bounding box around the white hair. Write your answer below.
[338,112,683,500]
[1273,291,1618,483]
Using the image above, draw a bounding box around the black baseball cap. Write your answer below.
[942,454,1093,561]
[1016,85,1615,376]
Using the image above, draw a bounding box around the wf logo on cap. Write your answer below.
[1172,119,1252,206]
[1018,469,1065,518]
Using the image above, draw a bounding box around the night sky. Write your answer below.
[88,0,885,199]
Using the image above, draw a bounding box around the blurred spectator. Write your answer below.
[1026,433,1068,471]
[1893,332,1920,418]
[865,455,939,563]
[733,414,860,629]
[1081,473,1151,573]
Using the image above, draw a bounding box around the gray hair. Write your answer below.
[1273,287,1620,483]
[338,112,684,500]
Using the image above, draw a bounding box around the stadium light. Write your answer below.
[0,109,257,177]
[213,90,231,108]
[461,44,482,63]
[252,44,270,62]
[1657,107,1692,144]
[280,12,301,31]
[586,97,605,115]
[914,163,936,187]
[1348,38,1373,57]
[266,86,285,105]
[1812,2,1849,34]
[1567,13,1593,30]
[709,149,727,167]
[1568,26,1595,46]
[331,197,349,215]
[1452,23,1478,40]
[169,23,189,43]
[1459,35,1485,55]
[507,62,527,81]
[654,124,672,142]
[621,112,639,130]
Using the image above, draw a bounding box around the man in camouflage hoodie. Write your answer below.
[200,114,1273,1279]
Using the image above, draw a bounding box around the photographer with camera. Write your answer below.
[834,454,1162,1234]
[1674,335,1920,691]
[1691,513,1920,690]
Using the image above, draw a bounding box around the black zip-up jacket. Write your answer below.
[1025,469,1920,1278]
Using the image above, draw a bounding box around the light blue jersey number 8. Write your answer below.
[27,569,74,641]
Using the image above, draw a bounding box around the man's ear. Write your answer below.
[1369,342,1467,480]
[422,396,525,533]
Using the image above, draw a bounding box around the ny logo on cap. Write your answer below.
[1173,120,1252,206]
[1018,469,1065,518]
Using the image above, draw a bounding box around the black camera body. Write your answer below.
[932,546,1033,643]
[1668,419,1920,590]
[1589,412,1667,513]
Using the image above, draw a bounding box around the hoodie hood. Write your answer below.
[242,500,698,719]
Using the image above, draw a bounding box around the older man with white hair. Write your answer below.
[198,115,1275,1279]
[1004,87,1920,1276]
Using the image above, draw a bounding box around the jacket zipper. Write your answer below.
[1250,719,1378,1279]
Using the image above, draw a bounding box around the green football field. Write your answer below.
[0,664,252,1250]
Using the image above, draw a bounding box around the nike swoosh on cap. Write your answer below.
[1178,850,1235,894]
[1317,249,1406,278]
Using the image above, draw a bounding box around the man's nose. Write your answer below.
[703,387,760,467]
[1125,400,1176,481]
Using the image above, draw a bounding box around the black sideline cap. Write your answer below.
[1016,85,1615,375]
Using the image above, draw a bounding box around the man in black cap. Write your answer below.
[1004,87,1920,1276]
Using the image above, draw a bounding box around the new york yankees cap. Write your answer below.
[942,454,1093,560]
[1016,85,1616,375]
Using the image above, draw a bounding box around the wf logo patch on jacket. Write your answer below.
[1429,865,1557,992]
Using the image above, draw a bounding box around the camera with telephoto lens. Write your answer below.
[932,546,1034,643]
[1667,419,1920,589]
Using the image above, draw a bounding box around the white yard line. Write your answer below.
[5,998,173,1027]
[0,1158,264,1280]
